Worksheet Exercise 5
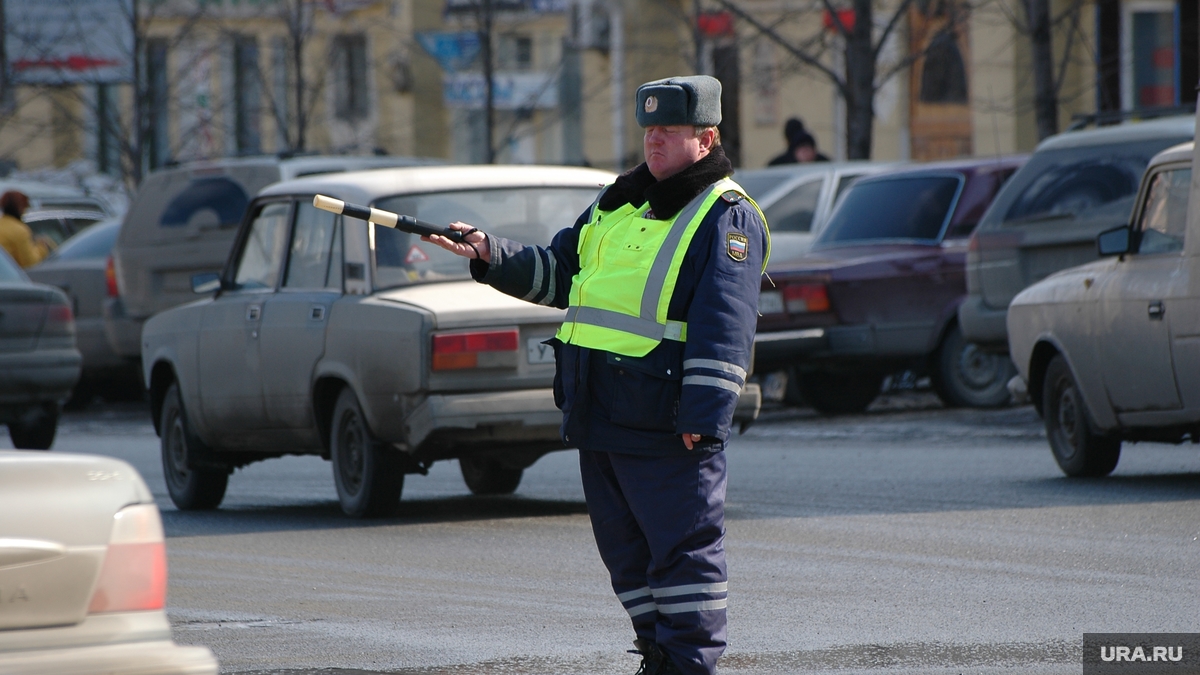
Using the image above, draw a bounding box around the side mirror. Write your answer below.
[192,272,222,294]
[1096,225,1132,257]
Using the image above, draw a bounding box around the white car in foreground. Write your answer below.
[1008,141,1198,476]
[0,450,217,674]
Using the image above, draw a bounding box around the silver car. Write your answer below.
[0,450,217,674]
[734,161,897,266]
[1008,141,1197,477]
[142,165,616,517]
[0,251,81,449]
[28,219,142,405]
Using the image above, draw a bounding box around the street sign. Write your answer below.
[6,0,135,84]
[415,32,481,73]
[443,71,558,110]
[443,0,565,13]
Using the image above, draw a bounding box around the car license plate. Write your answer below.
[527,338,555,364]
[758,290,784,314]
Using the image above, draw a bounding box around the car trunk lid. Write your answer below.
[377,281,565,392]
[0,284,57,353]
[0,451,153,630]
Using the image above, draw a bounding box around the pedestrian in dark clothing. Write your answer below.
[424,75,770,675]
[767,117,831,165]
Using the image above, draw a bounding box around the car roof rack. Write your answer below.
[1067,104,1197,131]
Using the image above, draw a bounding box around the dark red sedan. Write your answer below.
[755,156,1026,414]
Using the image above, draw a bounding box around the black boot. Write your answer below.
[630,639,685,675]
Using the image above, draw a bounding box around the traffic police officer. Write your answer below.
[425,75,769,675]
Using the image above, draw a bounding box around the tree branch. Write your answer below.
[710,0,847,97]
[873,0,917,61]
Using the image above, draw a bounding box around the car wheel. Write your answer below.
[460,456,523,495]
[8,404,58,450]
[796,370,882,415]
[933,324,1016,408]
[330,387,403,518]
[1042,355,1120,477]
[161,382,228,510]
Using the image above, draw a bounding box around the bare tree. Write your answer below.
[992,0,1088,140]
[0,0,211,188]
[711,0,932,159]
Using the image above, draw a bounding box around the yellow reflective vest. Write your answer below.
[555,177,768,358]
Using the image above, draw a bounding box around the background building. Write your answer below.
[0,0,1195,189]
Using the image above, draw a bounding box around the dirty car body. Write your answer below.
[142,165,615,517]
[755,157,1025,414]
[1009,141,1200,478]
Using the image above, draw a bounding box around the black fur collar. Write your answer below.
[597,145,733,220]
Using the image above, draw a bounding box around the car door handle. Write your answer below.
[246,304,261,321]
[310,305,326,321]
[1148,301,1165,320]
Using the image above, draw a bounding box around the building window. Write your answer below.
[146,38,170,169]
[498,34,532,71]
[234,35,261,154]
[1121,1,1177,109]
[332,34,368,121]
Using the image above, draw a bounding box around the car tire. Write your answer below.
[796,370,882,415]
[932,324,1016,408]
[8,404,58,450]
[330,387,403,518]
[1042,355,1120,477]
[460,456,523,495]
[161,382,228,510]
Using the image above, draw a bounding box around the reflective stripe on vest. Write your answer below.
[555,177,767,357]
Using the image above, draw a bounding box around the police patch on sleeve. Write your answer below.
[726,233,749,261]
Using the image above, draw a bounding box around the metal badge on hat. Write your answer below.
[644,96,658,113]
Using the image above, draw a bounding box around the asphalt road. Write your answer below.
[7,393,1200,674]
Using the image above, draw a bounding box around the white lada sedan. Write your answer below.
[141,165,614,517]
[1008,141,1197,477]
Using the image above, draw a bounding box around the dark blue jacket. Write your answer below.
[471,151,767,456]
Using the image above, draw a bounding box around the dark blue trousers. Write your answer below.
[579,449,728,675]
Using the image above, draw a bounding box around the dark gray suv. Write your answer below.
[105,155,440,363]
[959,115,1194,351]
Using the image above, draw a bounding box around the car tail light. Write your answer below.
[105,256,119,298]
[41,302,75,338]
[88,504,167,614]
[782,283,830,313]
[432,329,519,370]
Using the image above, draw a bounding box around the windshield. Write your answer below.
[816,175,962,246]
[372,186,601,288]
[46,219,120,261]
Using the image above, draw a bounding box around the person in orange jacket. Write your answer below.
[0,191,51,267]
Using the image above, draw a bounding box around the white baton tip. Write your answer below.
[313,194,344,213]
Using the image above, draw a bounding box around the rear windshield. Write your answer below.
[1004,153,1147,224]
[990,138,1190,228]
[372,186,600,289]
[121,166,277,244]
[816,175,962,246]
[47,219,121,261]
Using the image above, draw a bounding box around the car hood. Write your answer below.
[772,243,953,278]
[375,280,565,328]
